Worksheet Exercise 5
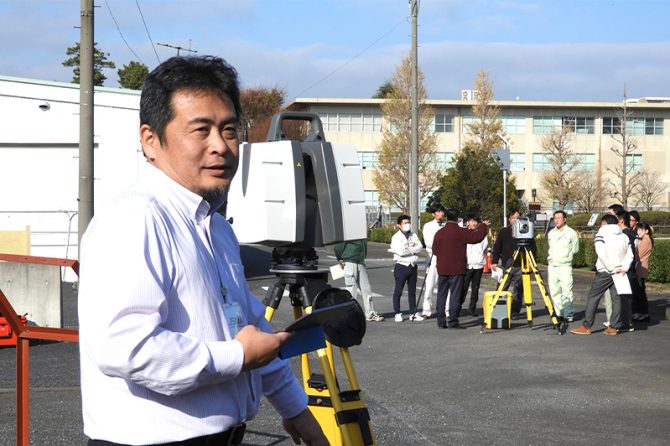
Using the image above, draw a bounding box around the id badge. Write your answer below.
[223,302,244,337]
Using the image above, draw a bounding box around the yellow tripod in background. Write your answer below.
[264,248,376,446]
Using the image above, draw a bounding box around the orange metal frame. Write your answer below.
[0,253,80,446]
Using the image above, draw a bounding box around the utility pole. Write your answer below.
[78,0,94,252]
[157,42,198,57]
[409,0,419,227]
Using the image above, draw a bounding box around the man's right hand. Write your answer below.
[491,264,498,272]
[235,326,291,371]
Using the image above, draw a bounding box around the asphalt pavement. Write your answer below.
[1,242,669,445]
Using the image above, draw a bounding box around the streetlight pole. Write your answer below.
[492,133,511,228]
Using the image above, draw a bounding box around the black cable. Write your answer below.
[104,0,144,64]
[135,0,160,64]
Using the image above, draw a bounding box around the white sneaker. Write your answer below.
[603,321,610,328]
[421,311,432,318]
[394,313,403,323]
[366,312,385,322]
[409,313,426,322]
[566,316,574,322]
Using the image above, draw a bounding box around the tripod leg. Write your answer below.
[526,251,563,333]
[521,250,534,326]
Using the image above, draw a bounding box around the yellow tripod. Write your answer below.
[263,249,376,446]
[487,244,566,333]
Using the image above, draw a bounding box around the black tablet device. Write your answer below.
[277,300,356,333]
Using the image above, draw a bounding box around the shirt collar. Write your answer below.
[142,163,225,223]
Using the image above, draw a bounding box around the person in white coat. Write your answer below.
[389,214,425,322]
[420,205,445,317]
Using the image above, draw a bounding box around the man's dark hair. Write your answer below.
[553,210,567,219]
[397,214,411,225]
[616,209,630,226]
[601,214,619,225]
[140,55,242,144]
[428,204,445,214]
[629,210,640,223]
[445,209,459,222]
[507,209,519,219]
[608,203,624,214]
[466,213,479,222]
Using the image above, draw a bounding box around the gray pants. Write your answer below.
[343,261,375,317]
[583,272,629,329]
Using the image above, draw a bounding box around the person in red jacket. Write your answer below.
[432,209,490,329]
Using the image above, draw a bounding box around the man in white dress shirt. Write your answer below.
[420,205,445,318]
[78,56,326,446]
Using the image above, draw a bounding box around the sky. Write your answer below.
[1,0,668,103]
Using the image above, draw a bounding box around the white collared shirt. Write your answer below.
[78,164,305,444]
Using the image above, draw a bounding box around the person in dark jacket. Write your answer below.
[432,209,489,329]
[491,210,537,317]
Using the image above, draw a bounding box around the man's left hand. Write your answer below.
[282,409,329,445]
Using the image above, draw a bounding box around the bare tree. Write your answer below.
[373,55,438,212]
[632,170,667,211]
[572,171,604,213]
[466,71,504,151]
[539,126,581,209]
[607,91,642,208]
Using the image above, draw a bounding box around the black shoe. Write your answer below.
[448,324,465,329]
[470,309,478,317]
[437,324,447,329]
[512,312,521,320]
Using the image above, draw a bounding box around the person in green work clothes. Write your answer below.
[333,239,385,322]
[547,210,580,321]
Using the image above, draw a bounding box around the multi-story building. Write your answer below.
[287,97,670,213]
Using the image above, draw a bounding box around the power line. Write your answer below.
[294,15,408,98]
[104,0,144,64]
[135,0,160,64]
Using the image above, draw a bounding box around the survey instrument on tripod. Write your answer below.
[228,112,377,445]
[484,218,567,334]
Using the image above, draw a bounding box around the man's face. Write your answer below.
[467,219,478,230]
[553,213,566,229]
[141,89,239,199]
[629,215,638,228]
[433,210,444,221]
[508,212,520,225]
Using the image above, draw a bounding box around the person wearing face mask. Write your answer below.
[389,215,425,322]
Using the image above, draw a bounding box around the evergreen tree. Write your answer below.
[62,42,116,86]
[118,61,149,90]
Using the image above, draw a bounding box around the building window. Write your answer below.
[510,152,525,171]
[576,153,596,171]
[533,116,561,134]
[603,117,621,135]
[318,112,382,133]
[434,152,454,170]
[603,116,664,135]
[461,116,477,133]
[645,117,664,135]
[434,114,454,133]
[501,116,526,134]
[532,153,551,171]
[363,113,383,132]
[533,116,594,134]
[319,113,338,132]
[358,151,379,169]
[626,154,643,172]
[364,190,379,207]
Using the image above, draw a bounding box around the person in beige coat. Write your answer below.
[632,222,654,322]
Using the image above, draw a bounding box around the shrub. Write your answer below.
[368,227,396,244]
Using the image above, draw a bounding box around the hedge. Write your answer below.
[527,236,668,283]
